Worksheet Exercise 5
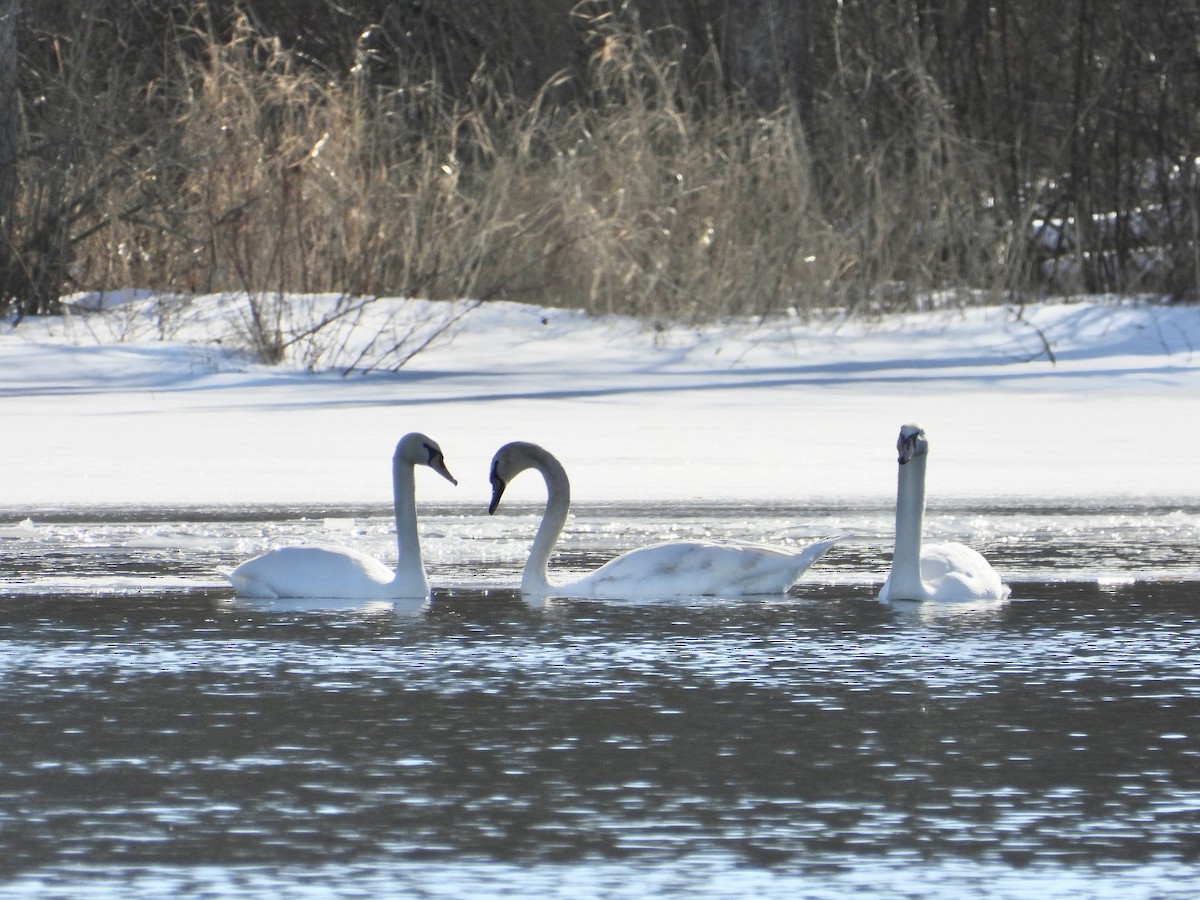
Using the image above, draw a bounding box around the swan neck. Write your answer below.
[523,453,570,594]
[890,453,928,598]
[392,455,426,585]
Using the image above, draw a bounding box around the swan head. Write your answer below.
[396,432,458,485]
[488,441,544,514]
[897,423,928,465]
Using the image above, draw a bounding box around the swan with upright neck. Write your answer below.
[488,441,839,599]
[229,433,457,600]
[879,423,1009,602]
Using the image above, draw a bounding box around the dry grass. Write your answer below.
[12,3,1038,363]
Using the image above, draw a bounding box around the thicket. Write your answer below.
[2,0,1199,349]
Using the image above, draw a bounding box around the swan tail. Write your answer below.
[801,534,844,561]
[785,534,844,579]
[228,570,279,600]
[730,534,846,595]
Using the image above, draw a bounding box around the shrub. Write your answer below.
[6,1,1198,361]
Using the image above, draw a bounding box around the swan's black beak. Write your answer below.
[897,434,917,465]
[432,454,458,485]
[897,432,921,468]
[423,442,458,485]
[488,468,507,515]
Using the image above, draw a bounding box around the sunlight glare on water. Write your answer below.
[1,502,1199,898]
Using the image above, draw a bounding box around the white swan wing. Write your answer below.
[567,537,840,599]
[229,545,401,600]
[920,542,1011,602]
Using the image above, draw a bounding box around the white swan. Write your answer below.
[878,423,1010,602]
[488,441,840,599]
[229,433,457,600]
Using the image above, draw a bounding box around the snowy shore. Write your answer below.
[1,294,1197,510]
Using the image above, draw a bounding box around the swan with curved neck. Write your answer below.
[488,441,839,599]
[879,423,1009,602]
[229,433,457,600]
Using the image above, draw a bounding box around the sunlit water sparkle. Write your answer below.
[1,503,1199,898]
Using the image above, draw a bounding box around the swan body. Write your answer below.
[488,441,839,599]
[878,423,1010,602]
[230,433,456,600]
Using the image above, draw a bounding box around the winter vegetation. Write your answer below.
[2,1,1200,367]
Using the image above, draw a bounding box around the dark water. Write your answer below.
[1,504,1199,898]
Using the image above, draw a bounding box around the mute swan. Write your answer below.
[229,433,457,600]
[879,423,1010,602]
[488,441,839,599]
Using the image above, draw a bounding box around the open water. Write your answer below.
[1,502,1198,898]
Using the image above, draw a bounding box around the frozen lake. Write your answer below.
[2,502,1199,898]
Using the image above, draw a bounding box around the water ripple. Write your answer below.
[1,505,1200,895]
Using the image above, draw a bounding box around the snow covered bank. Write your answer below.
[1,294,1197,509]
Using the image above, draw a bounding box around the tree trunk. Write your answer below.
[720,0,807,110]
[0,0,19,314]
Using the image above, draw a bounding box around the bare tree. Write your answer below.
[0,0,18,313]
[718,0,808,110]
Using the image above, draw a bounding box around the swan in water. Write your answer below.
[878,423,1010,602]
[229,433,457,600]
[488,441,840,599]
